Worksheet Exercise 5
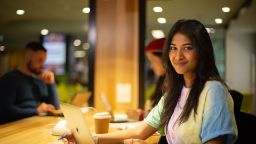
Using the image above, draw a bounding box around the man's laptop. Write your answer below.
[60,102,95,144]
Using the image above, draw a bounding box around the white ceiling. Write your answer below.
[0,0,88,34]
[146,0,255,41]
[147,0,244,26]
[0,0,255,50]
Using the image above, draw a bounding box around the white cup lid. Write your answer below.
[93,112,111,119]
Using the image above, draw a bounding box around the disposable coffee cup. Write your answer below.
[93,112,111,134]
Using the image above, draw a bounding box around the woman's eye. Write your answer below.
[183,46,193,50]
[169,46,176,51]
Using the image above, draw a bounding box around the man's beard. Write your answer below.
[27,60,43,75]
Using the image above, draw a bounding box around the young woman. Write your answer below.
[65,19,238,144]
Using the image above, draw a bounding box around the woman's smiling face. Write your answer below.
[169,32,197,76]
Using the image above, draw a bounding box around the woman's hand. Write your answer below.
[62,133,77,144]
[124,139,152,144]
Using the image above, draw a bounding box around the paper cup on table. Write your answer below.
[93,112,111,134]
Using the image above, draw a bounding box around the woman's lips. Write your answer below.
[174,61,187,67]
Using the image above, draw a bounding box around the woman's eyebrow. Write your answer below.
[170,43,192,46]
[183,43,192,46]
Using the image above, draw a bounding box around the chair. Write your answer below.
[235,112,256,144]
[229,90,243,118]
[158,136,168,144]
[229,89,256,144]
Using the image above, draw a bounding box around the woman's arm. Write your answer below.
[96,121,158,144]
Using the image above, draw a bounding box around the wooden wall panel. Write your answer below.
[94,0,139,112]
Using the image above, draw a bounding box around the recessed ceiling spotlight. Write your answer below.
[82,7,90,13]
[41,29,49,35]
[206,28,215,34]
[153,7,163,13]
[74,50,86,58]
[157,17,166,24]
[222,7,230,12]
[0,46,5,51]
[83,43,90,50]
[215,18,223,24]
[16,10,25,15]
[74,39,81,47]
[151,30,165,39]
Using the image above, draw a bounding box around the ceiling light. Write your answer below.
[151,30,165,39]
[83,43,90,50]
[82,7,90,13]
[0,46,5,51]
[157,17,166,24]
[74,51,86,58]
[215,18,223,24]
[16,10,25,15]
[222,7,230,12]
[73,39,81,47]
[206,28,215,34]
[153,7,163,13]
[41,29,49,35]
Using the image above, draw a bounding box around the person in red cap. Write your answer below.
[145,38,166,110]
[127,38,166,122]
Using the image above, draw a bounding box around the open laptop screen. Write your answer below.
[60,103,95,144]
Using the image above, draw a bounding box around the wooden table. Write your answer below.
[109,122,160,143]
[0,116,62,144]
[0,116,160,144]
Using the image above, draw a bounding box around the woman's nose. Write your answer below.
[175,49,184,60]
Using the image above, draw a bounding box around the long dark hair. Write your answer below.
[159,19,225,129]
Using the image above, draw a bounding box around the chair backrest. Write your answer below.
[235,112,256,144]
[229,90,243,116]
[229,90,256,143]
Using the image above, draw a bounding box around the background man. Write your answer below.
[0,41,60,124]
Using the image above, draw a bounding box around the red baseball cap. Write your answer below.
[145,38,166,52]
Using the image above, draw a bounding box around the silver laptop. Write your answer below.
[60,102,95,144]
